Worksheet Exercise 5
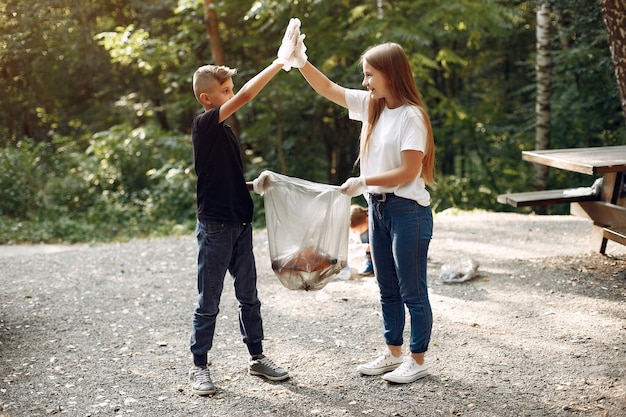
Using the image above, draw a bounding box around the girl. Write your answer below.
[297,41,435,384]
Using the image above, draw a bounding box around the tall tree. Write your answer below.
[600,0,626,121]
[200,0,243,140]
[203,0,224,65]
[534,3,552,214]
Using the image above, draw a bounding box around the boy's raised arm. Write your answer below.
[218,19,301,123]
[218,62,283,122]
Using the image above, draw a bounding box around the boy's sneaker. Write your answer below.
[382,356,429,383]
[359,260,374,276]
[356,350,403,375]
[249,355,289,381]
[189,366,216,396]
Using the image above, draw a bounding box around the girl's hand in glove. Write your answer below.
[292,33,308,68]
[275,18,301,71]
[340,176,367,197]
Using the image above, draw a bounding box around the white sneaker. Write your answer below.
[356,350,403,375]
[382,356,429,383]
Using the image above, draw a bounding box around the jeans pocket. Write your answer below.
[417,205,433,240]
[196,221,225,240]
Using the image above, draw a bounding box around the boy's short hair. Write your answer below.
[193,64,237,103]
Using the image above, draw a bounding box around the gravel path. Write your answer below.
[1,211,625,417]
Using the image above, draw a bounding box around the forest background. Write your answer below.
[1,0,625,244]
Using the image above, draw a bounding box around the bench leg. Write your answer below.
[590,225,608,254]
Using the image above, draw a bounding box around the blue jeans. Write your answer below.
[369,195,433,354]
[190,220,263,366]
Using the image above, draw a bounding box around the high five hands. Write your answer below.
[275,18,307,71]
[273,19,365,198]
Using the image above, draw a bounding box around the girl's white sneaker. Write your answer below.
[382,356,429,383]
[356,350,403,375]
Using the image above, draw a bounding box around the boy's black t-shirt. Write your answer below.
[192,107,253,224]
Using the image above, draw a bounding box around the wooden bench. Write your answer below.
[604,227,626,246]
[571,201,626,252]
[498,194,625,253]
[510,146,626,254]
[497,189,599,208]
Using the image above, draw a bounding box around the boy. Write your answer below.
[188,19,301,396]
[350,204,373,276]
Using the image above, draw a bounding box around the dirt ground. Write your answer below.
[1,211,625,417]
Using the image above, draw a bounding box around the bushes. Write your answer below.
[0,124,197,243]
[0,140,49,218]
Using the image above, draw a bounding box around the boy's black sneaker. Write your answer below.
[189,366,216,396]
[249,355,289,381]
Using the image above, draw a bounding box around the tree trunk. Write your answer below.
[552,4,570,50]
[600,0,626,122]
[202,0,241,137]
[203,0,224,65]
[533,3,552,214]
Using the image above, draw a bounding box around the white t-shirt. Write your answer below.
[345,89,431,206]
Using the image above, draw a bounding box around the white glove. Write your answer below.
[291,33,308,68]
[275,18,301,71]
[253,171,272,195]
[340,176,367,197]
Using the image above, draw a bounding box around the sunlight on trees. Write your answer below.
[1,0,625,242]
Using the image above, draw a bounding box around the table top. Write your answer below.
[522,145,626,175]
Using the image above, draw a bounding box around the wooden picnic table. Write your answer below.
[522,145,626,254]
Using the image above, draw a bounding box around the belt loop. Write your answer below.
[372,192,387,203]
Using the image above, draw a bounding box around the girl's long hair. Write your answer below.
[359,43,435,186]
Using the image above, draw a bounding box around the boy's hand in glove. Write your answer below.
[340,176,367,197]
[253,171,272,195]
[275,18,301,71]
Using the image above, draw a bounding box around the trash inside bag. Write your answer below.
[271,246,338,273]
[439,259,480,284]
[261,171,350,291]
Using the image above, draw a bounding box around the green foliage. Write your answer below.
[79,123,196,238]
[432,175,495,213]
[1,0,625,243]
[0,140,49,218]
[550,1,625,149]
[0,124,195,243]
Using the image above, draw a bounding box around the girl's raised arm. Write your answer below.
[298,62,347,108]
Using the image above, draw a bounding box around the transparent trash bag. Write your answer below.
[438,259,480,284]
[261,171,350,291]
